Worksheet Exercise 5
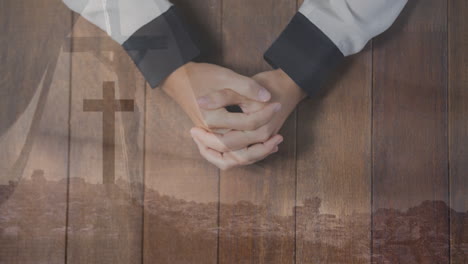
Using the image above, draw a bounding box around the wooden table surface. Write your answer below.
[0,0,467,263]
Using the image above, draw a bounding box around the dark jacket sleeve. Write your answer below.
[264,0,408,97]
[62,0,201,88]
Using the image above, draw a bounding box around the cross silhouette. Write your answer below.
[64,36,168,65]
[83,82,134,184]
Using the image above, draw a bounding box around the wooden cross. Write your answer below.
[83,82,134,184]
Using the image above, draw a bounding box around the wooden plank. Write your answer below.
[449,0,468,262]
[372,0,449,263]
[142,1,221,263]
[296,48,372,262]
[294,0,372,261]
[0,0,71,263]
[218,0,297,263]
[66,14,145,264]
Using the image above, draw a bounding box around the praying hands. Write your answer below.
[161,62,306,170]
[62,0,407,170]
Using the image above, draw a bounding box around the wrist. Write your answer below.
[275,69,307,103]
[161,61,197,96]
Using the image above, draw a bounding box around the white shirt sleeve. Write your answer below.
[62,0,172,44]
[299,0,408,56]
[61,0,201,88]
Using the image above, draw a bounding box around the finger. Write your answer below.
[204,102,281,131]
[231,76,271,102]
[238,99,267,114]
[197,89,244,109]
[192,135,237,170]
[191,126,275,152]
[191,127,231,152]
[225,134,283,166]
[211,128,232,135]
[197,89,267,114]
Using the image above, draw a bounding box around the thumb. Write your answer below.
[251,71,270,83]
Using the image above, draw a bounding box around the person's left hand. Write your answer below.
[190,69,307,170]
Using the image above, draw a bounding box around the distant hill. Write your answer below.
[0,174,466,263]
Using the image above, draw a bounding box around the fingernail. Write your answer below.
[257,88,271,102]
[273,146,279,153]
[197,96,210,106]
[273,103,282,112]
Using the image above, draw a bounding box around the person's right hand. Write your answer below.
[161,62,282,132]
[188,68,305,170]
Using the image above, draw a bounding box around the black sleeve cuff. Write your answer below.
[264,12,344,97]
[122,6,201,88]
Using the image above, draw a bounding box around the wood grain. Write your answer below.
[218,0,297,263]
[142,1,221,263]
[2,0,467,263]
[372,0,449,262]
[296,48,372,263]
[0,0,71,263]
[295,0,370,262]
[66,15,145,264]
[449,0,468,262]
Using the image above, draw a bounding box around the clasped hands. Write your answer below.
[161,62,306,170]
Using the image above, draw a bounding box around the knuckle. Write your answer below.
[248,79,257,88]
[219,143,231,152]
[215,90,228,103]
[218,136,236,151]
[257,128,271,142]
[237,156,250,166]
[219,163,231,171]
[221,88,233,98]
[245,80,258,94]
[247,118,261,130]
